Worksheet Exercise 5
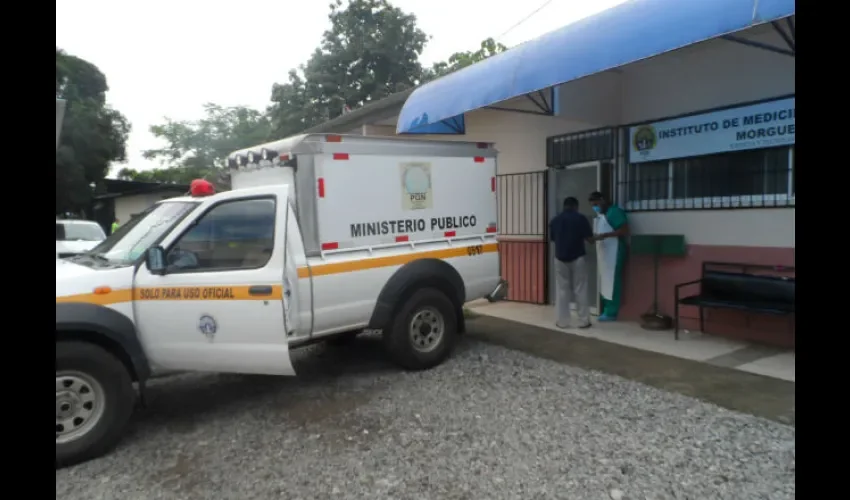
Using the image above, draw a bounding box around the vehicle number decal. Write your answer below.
[466,245,483,256]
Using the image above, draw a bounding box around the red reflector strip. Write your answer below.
[486,226,498,233]
[317,178,325,197]
[321,242,339,251]
[474,156,485,163]
[333,153,349,160]
[326,135,342,142]
[444,231,456,238]
[280,154,290,161]
[395,235,409,242]
[491,177,496,192]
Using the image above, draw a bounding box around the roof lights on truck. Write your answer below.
[228,149,295,169]
[190,179,216,197]
[260,148,277,161]
[230,154,246,167]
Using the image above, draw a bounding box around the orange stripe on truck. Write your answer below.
[56,285,283,306]
[298,242,499,278]
[55,243,498,305]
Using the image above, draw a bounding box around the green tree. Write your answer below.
[127,103,273,186]
[423,37,508,82]
[56,48,130,214]
[268,0,429,137]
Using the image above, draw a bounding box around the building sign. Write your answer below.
[629,97,795,163]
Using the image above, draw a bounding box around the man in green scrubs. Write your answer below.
[588,191,629,321]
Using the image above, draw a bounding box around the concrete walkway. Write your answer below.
[464,314,795,426]
[467,300,795,382]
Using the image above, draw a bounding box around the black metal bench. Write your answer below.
[673,262,795,340]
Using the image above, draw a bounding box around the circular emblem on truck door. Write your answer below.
[198,315,217,340]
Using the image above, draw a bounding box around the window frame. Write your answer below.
[163,195,278,275]
[623,145,795,212]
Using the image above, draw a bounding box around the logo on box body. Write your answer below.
[401,162,433,211]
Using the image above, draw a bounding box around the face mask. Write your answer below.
[592,205,602,213]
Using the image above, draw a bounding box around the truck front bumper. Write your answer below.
[486,279,508,303]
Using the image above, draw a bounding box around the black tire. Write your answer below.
[56,341,135,468]
[383,288,458,371]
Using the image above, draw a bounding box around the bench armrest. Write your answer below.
[674,279,702,290]
[674,279,702,302]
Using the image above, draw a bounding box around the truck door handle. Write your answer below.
[248,285,273,296]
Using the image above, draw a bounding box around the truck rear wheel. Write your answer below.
[56,341,135,468]
[384,288,458,370]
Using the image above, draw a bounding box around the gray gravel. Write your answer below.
[56,336,795,500]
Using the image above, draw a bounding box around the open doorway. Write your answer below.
[548,162,601,315]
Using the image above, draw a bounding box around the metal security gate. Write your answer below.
[496,171,549,304]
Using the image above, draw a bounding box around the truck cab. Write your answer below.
[56,134,506,467]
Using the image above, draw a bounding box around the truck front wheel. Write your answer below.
[56,341,135,468]
[384,288,458,370]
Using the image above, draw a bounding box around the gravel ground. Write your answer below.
[56,336,795,500]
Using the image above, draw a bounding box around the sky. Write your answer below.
[56,0,629,175]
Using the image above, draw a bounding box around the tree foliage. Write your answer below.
[56,48,130,214]
[124,104,272,186]
[268,0,429,137]
[135,1,508,186]
[423,37,507,82]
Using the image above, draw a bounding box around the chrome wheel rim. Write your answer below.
[409,307,445,353]
[56,371,106,444]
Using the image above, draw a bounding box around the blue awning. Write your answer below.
[397,0,795,134]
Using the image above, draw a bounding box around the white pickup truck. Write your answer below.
[55,134,506,466]
[56,219,107,259]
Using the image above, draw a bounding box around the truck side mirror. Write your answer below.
[145,246,167,275]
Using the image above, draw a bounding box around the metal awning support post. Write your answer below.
[721,17,795,57]
[485,87,555,117]
[439,116,465,134]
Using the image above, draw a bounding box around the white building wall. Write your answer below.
[628,208,794,248]
[358,24,795,249]
[114,191,185,224]
[557,70,623,126]
[618,25,795,124]
[554,24,796,249]
[619,27,794,248]
[390,107,597,176]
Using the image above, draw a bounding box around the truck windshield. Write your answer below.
[87,201,199,265]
